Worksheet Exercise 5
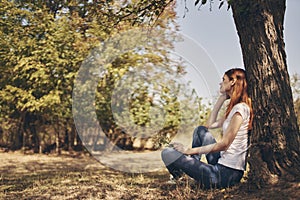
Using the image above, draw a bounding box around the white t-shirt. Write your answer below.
[218,103,250,171]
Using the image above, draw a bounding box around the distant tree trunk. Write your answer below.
[70,123,76,149]
[64,120,75,152]
[30,122,39,153]
[19,112,26,151]
[67,127,72,151]
[231,0,300,187]
[55,117,61,155]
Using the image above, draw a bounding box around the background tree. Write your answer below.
[0,0,209,152]
[0,1,89,152]
[74,25,210,151]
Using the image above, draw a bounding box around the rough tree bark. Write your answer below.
[230,0,300,187]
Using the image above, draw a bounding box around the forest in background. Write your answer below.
[0,0,211,154]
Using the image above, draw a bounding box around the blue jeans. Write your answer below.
[161,126,244,189]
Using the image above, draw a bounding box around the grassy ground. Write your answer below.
[0,151,300,200]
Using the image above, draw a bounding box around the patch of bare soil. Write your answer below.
[0,151,299,200]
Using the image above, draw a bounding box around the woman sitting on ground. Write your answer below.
[161,68,253,189]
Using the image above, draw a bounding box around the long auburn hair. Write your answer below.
[225,68,253,130]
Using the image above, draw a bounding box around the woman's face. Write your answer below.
[219,74,233,94]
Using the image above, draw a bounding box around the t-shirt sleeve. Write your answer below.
[231,103,250,121]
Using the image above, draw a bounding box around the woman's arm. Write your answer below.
[206,94,228,129]
[174,113,243,155]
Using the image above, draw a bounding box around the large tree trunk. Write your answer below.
[231,0,300,188]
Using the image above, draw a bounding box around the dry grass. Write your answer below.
[0,151,299,200]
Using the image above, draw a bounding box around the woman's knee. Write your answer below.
[161,147,177,160]
[161,147,182,166]
[193,126,208,137]
[198,126,208,132]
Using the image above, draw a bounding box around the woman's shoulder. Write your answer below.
[231,103,250,119]
[233,102,250,110]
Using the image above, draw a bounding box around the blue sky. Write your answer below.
[175,0,300,76]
